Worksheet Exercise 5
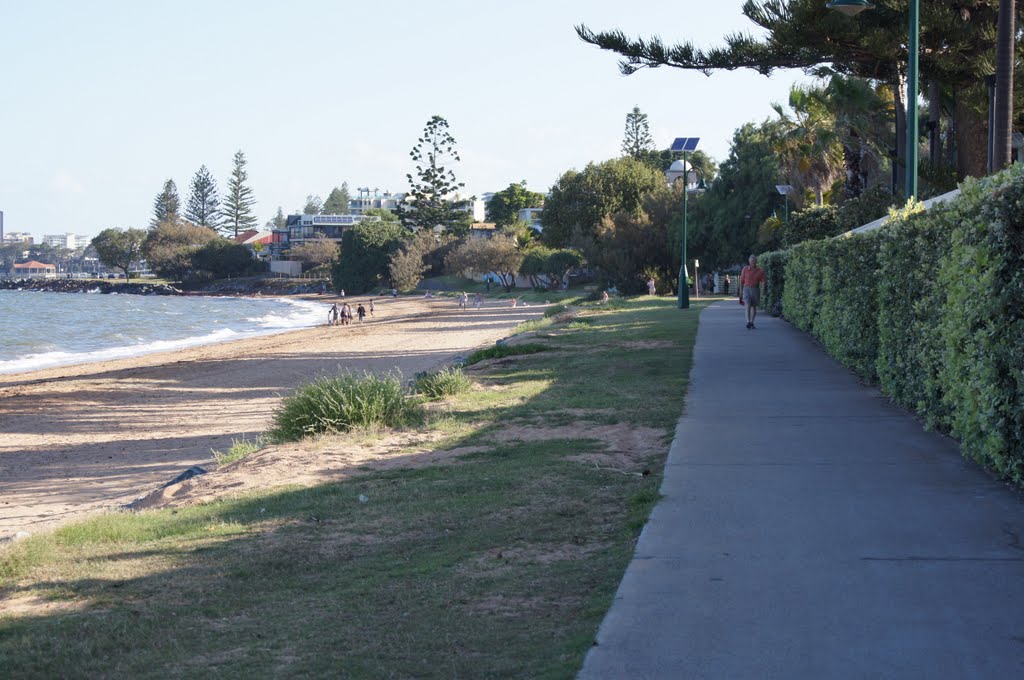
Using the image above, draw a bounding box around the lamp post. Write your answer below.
[827,0,918,200]
[667,137,702,309]
[775,185,794,224]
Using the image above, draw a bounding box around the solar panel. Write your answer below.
[670,137,701,152]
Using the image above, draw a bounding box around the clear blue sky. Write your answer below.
[0,0,810,240]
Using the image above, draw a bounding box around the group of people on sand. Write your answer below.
[457,291,483,310]
[328,299,373,326]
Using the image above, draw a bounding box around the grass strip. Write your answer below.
[0,297,707,679]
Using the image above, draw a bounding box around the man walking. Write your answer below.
[739,254,767,329]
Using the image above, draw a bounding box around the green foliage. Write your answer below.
[322,184,351,214]
[151,178,180,227]
[485,181,546,228]
[332,215,408,294]
[759,250,788,316]
[774,165,1024,485]
[270,372,420,441]
[399,115,466,232]
[875,201,955,428]
[783,233,880,381]
[689,122,781,270]
[445,235,523,292]
[143,218,220,281]
[541,157,666,247]
[91,227,147,279]
[413,366,472,400]
[783,205,841,247]
[622,106,654,158]
[212,435,268,466]
[184,165,220,229]
[836,185,897,232]
[464,343,547,366]
[289,234,339,267]
[191,239,261,277]
[937,170,1024,483]
[220,149,258,237]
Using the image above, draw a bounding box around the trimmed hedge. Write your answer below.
[774,165,1024,485]
[759,250,788,316]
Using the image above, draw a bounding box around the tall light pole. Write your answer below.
[775,185,794,224]
[667,137,700,309]
[827,0,918,200]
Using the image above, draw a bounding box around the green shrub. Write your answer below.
[464,343,547,366]
[759,250,789,316]
[837,185,897,232]
[937,170,1024,483]
[212,436,267,465]
[414,366,472,400]
[271,371,420,441]
[783,204,841,247]
[781,238,828,333]
[875,201,955,428]
[544,304,568,318]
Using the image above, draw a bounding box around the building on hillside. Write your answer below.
[2,231,34,245]
[269,213,382,262]
[43,233,91,249]
[348,188,404,215]
[10,260,56,278]
[517,208,544,232]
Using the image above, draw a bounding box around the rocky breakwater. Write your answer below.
[0,278,182,295]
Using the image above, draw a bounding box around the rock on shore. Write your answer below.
[0,279,182,295]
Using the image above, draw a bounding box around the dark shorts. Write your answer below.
[742,286,760,306]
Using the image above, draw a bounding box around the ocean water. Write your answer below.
[0,290,325,374]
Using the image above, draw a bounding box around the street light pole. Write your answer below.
[827,0,918,200]
[668,137,701,309]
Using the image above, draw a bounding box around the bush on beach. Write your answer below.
[271,371,421,441]
[414,366,472,400]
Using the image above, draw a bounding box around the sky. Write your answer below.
[0,0,812,241]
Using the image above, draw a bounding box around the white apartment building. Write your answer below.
[348,189,404,215]
[518,208,544,232]
[2,231,34,245]
[43,233,91,249]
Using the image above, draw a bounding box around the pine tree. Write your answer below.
[322,183,351,214]
[399,115,465,231]
[184,165,220,229]
[622,106,654,158]
[220,150,258,237]
[272,206,287,229]
[151,179,180,227]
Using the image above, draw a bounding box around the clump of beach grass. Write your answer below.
[212,435,268,465]
[414,366,472,400]
[464,342,547,366]
[270,371,421,441]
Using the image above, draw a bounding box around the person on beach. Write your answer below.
[647,278,656,296]
[739,255,767,329]
[723,274,731,296]
[600,290,609,304]
[343,303,353,326]
[329,303,339,326]
[474,292,482,309]
[391,288,398,298]
[369,299,375,316]
[458,291,468,309]
[511,298,518,307]
[424,290,433,299]
[356,304,366,323]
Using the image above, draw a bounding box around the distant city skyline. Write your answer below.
[0,1,811,241]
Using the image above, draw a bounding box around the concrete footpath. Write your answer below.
[579,302,1024,679]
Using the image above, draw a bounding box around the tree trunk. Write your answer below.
[956,91,990,180]
[928,80,942,170]
[994,0,1016,169]
[844,130,864,199]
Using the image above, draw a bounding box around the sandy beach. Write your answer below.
[0,295,544,540]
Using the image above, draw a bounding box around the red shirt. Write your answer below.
[740,265,766,288]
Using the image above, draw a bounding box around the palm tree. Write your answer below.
[822,76,894,199]
[771,85,844,205]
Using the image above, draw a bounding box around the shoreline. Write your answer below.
[0,296,545,540]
